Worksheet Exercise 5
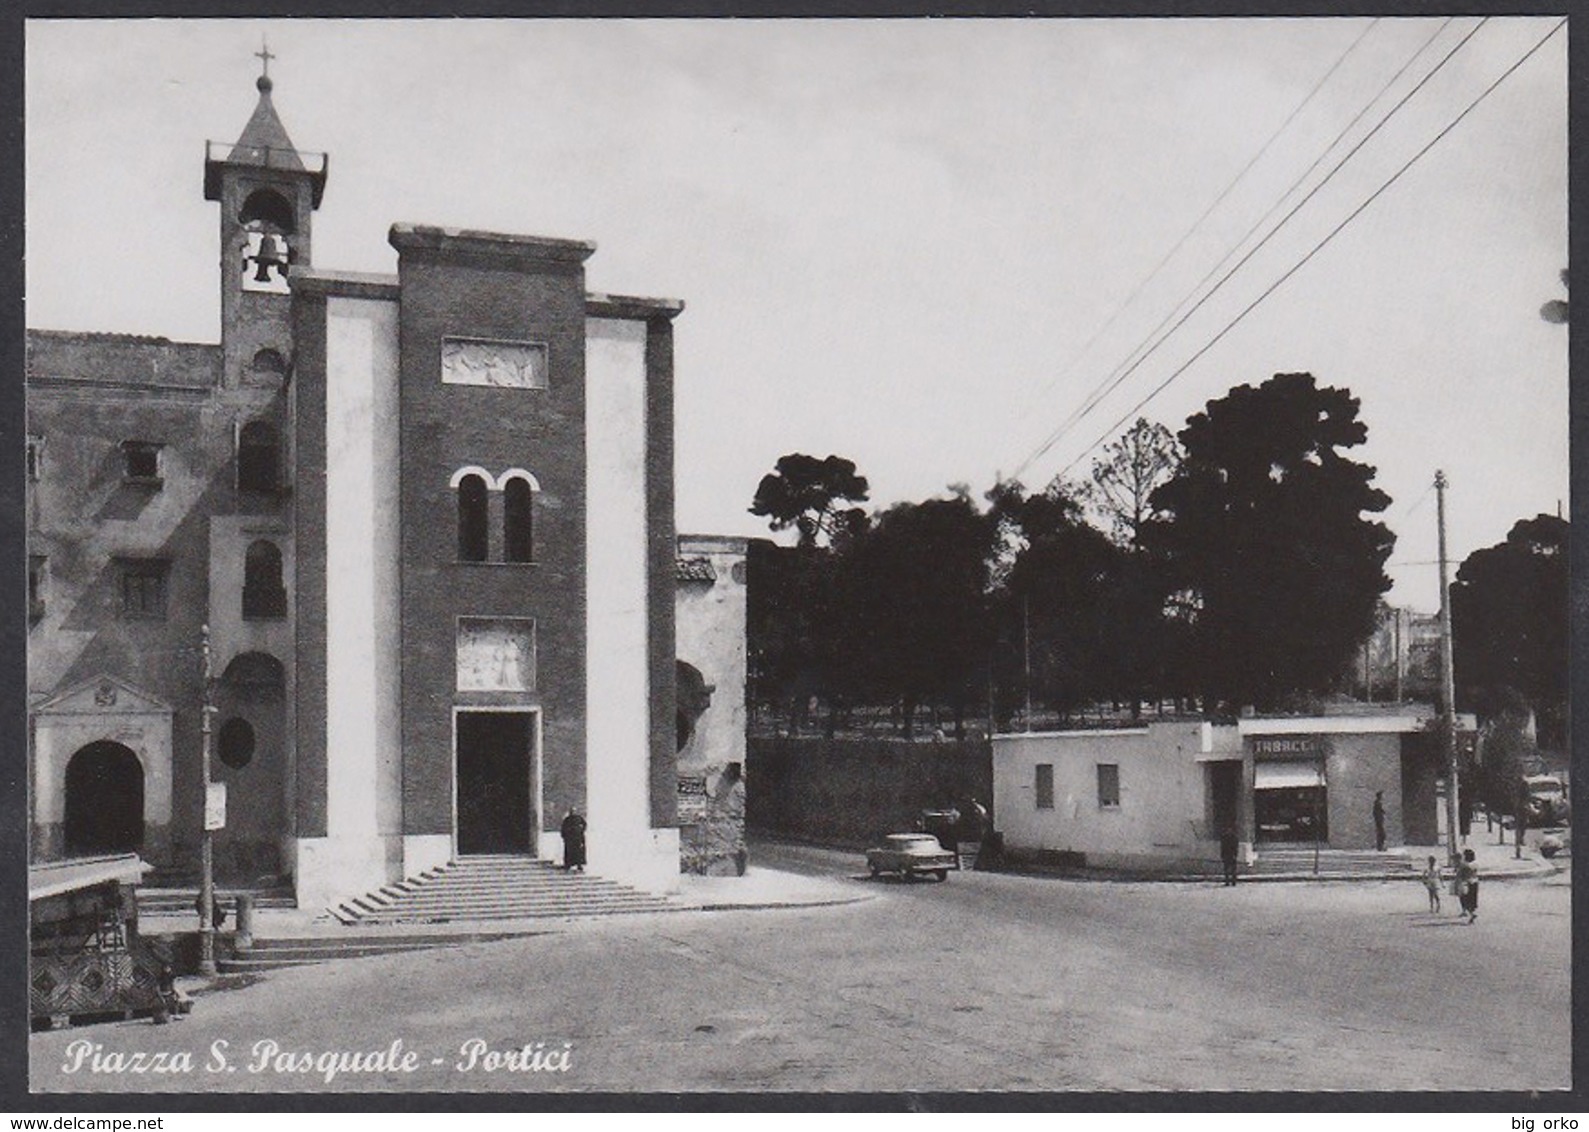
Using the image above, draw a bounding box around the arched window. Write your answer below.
[242,539,287,620]
[238,421,279,493]
[457,474,489,562]
[239,189,296,235]
[218,718,256,769]
[504,477,534,563]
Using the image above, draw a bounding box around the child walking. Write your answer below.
[1420,855,1442,913]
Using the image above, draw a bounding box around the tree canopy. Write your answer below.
[749,453,871,548]
[1144,372,1395,712]
[1451,513,1568,750]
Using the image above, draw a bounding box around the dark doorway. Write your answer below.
[64,741,144,855]
[456,711,535,855]
[1206,759,1241,839]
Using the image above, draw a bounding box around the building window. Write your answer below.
[217,718,256,770]
[26,435,43,481]
[242,539,287,620]
[504,477,535,563]
[28,556,46,623]
[457,473,489,562]
[237,421,280,493]
[1035,763,1054,810]
[1098,763,1121,809]
[119,558,169,618]
[121,441,163,486]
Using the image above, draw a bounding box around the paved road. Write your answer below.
[31,843,1571,1093]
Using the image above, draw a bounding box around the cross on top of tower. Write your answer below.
[255,37,276,92]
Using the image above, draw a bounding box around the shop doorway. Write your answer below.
[455,710,537,855]
[63,741,144,855]
[1206,760,1242,838]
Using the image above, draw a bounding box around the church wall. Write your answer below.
[289,286,405,907]
[391,230,592,853]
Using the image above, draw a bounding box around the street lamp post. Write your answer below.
[198,623,217,977]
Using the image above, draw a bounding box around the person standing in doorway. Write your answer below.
[1373,791,1387,851]
[1219,826,1239,886]
[560,806,587,873]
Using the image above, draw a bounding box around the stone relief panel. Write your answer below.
[456,617,537,692]
[441,337,549,390]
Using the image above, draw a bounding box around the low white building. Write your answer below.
[992,710,1476,871]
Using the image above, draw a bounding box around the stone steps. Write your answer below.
[1249,848,1418,877]
[137,886,297,914]
[330,857,676,926]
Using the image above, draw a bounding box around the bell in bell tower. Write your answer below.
[203,43,328,389]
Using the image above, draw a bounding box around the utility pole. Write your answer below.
[198,623,217,977]
[1436,471,1461,868]
[1023,594,1032,732]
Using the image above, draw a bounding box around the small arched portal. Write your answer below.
[63,741,144,856]
[214,652,287,881]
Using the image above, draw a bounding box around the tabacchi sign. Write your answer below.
[1250,735,1326,759]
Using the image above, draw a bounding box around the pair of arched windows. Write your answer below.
[454,468,539,564]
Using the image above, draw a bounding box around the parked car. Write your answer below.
[866,833,956,881]
[1525,775,1569,826]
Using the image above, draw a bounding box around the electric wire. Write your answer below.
[1049,18,1566,481]
[1021,19,1382,421]
[1011,17,1488,485]
[1021,18,1458,484]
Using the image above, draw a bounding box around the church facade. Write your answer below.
[27,69,702,906]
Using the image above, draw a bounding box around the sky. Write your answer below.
[25,18,1568,613]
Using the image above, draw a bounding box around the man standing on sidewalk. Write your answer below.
[1373,791,1387,851]
[1220,826,1239,886]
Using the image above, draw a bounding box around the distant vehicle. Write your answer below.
[866,833,956,881]
[1540,829,1571,858]
[1525,775,1569,826]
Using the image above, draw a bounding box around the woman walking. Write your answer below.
[1456,847,1479,923]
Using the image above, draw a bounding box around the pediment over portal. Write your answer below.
[32,675,173,717]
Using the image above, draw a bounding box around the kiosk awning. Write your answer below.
[1254,761,1324,790]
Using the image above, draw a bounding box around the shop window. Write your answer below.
[1097,763,1121,809]
[237,421,280,493]
[457,473,489,562]
[26,435,42,481]
[28,556,46,623]
[1035,763,1054,810]
[504,476,535,563]
[242,539,287,620]
[119,558,169,618]
[121,441,163,487]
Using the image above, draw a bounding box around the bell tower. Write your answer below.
[203,47,327,390]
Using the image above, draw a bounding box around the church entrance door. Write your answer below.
[455,710,536,855]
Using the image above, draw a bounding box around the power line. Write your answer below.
[1051,17,1566,480]
[1012,17,1487,485]
[1022,18,1459,483]
[1020,19,1382,424]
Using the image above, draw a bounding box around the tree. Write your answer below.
[1143,373,1395,712]
[990,482,1124,722]
[749,453,870,548]
[1079,417,1182,547]
[1451,514,1568,751]
[847,492,998,738]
